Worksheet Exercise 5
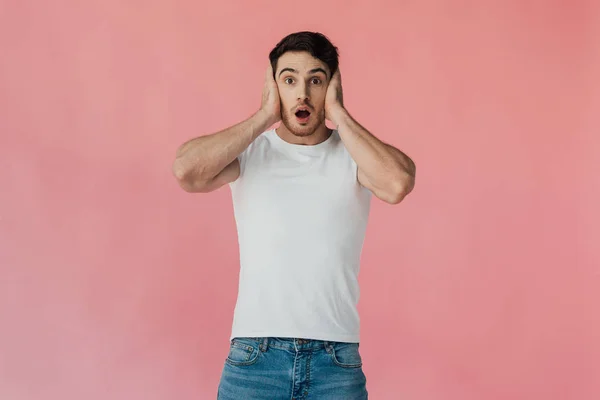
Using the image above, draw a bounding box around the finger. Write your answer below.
[329,69,340,84]
[267,64,278,83]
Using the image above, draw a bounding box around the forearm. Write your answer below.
[172,110,272,183]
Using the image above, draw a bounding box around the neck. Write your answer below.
[275,122,332,146]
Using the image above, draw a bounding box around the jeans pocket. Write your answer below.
[328,342,363,368]
[225,338,261,366]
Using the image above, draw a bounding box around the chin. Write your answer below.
[282,116,323,137]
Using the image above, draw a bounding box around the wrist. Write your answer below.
[327,105,348,126]
[254,109,275,129]
[256,108,279,128]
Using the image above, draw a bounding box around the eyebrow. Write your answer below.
[278,67,329,78]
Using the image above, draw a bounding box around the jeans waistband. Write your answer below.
[232,337,343,352]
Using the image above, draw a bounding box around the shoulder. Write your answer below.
[239,129,274,160]
[246,129,275,154]
[233,129,275,182]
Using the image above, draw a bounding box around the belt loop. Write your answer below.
[260,337,269,352]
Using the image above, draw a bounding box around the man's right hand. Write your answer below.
[260,64,281,126]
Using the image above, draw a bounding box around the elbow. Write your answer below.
[171,158,202,193]
[386,173,415,205]
[387,158,416,204]
[172,158,191,183]
[385,189,407,205]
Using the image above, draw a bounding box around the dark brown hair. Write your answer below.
[269,31,339,78]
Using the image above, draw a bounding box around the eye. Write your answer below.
[311,78,322,85]
[284,77,294,84]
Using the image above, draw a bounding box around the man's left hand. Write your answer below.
[325,69,345,125]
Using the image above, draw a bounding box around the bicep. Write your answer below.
[202,158,241,192]
[357,167,375,193]
[182,158,240,193]
[357,167,401,204]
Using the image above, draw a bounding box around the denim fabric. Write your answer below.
[217,337,368,399]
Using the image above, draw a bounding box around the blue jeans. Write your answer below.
[217,337,368,399]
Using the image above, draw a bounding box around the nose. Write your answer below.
[296,81,309,102]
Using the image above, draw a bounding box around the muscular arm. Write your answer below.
[172,66,281,193]
[325,70,415,204]
[172,110,273,192]
[331,108,416,204]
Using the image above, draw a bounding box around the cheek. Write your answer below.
[312,95,326,111]
[312,88,327,103]
[277,87,294,109]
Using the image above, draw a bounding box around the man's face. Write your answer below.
[274,51,330,137]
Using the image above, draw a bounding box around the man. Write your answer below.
[172,31,415,400]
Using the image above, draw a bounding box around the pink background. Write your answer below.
[1,1,599,399]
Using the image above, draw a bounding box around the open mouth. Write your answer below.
[295,109,311,122]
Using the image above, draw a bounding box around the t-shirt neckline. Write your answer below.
[269,128,336,153]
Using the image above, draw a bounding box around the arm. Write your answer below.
[172,66,281,193]
[172,111,273,192]
[325,70,416,204]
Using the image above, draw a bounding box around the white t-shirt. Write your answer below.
[228,128,372,343]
